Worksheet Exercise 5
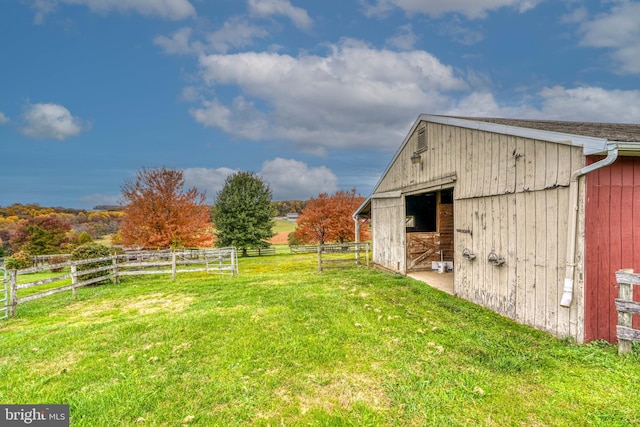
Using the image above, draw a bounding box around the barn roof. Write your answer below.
[353,114,640,219]
[446,116,640,144]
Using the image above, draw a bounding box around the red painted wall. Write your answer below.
[584,156,640,342]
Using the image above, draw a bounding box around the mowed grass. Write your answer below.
[1,254,639,426]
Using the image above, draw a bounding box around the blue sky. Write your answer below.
[1,0,639,209]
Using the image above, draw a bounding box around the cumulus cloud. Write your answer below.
[183,160,337,202]
[577,2,640,74]
[386,24,418,50]
[360,0,543,19]
[447,86,640,124]
[154,19,269,55]
[248,0,312,30]
[32,0,195,23]
[0,112,9,124]
[193,39,466,152]
[183,167,237,202]
[260,158,338,200]
[20,103,90,140]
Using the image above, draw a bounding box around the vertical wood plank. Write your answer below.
[557,145,572,186]
[506,135,517,194]
[515,192,527,323]
[490,133,500,195]
[508,193,518,318]
[535,141,547,191]
[597,164,611,341]
[483,133,493,197]
[584,164,600,342]
[535,190,547,329]
[525,190,537,326]
[545,188,559,335]
[497,134,508,194]
[556,186,571,338]
[545,142,559,189]
[515,137,527,192]
[524,138,536,192]
[608,162,623,341]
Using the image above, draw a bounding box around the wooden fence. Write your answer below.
[4,248,238,318]
[615,269,640,355]
[317,243,370,272]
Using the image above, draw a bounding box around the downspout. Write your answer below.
[560,143,618,307]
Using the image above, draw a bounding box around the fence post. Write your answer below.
[171,253,177,281]
[617,268,634,355]
[112,256,120,284]
[9,270,17,317]
[71,264,78,297]
[317,244,322,272]
[366,242,370,267]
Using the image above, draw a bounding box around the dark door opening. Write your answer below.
[406,189,454,271]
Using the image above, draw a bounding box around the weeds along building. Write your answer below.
[354,115,640,343]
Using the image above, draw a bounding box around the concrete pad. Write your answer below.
[407,271,454,295]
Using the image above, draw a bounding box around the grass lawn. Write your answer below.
[1,254,639,426]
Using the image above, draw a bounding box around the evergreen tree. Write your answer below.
[213,172,275,255]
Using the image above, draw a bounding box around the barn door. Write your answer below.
[405,189,454,272]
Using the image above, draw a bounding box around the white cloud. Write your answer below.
[32,0,195,23]
[534,86,640,123]
[206,17,270,53]
[155,19,269,55]
[248,0,312,30]
[183,167,237,202]
[194,39,467,152]
[577,2,640,74]
[360,0,543,19]
[447,86,640,124]
[183,160,337,202]
[0,112,9,124]
[260,158,338,200]
[20,103,89,140]
[154,27,201,55]
[386,24,418,50]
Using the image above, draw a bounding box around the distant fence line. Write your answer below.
[3,248,238,318]
[615,269,640,355]
[316,243,371,272]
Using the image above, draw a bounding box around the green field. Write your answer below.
[1,254,639,426]
[273,218,297,233]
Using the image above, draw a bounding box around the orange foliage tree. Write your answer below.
[118,167,214,249]
[294,189,369,244]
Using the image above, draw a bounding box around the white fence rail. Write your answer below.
[5,248,238,318]
[615,269,640,355]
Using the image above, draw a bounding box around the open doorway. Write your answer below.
[405,188,454,272]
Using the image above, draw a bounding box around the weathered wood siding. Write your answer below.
[584,157,640,342]
[371,197,406,273]
[372,120,587,341]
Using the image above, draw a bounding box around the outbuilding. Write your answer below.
[354,115,640,343]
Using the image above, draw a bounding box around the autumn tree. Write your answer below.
[294,189,369,244]
[212,171,275,255]
[118,167,213,249]
[9,216,74,254]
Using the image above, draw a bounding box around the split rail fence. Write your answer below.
[3,248,238,318]
[317,243,371,272]
[615,269,640,355]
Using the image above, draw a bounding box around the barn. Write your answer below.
[354,115,640,343]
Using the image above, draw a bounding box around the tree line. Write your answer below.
[1,167,370,263]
